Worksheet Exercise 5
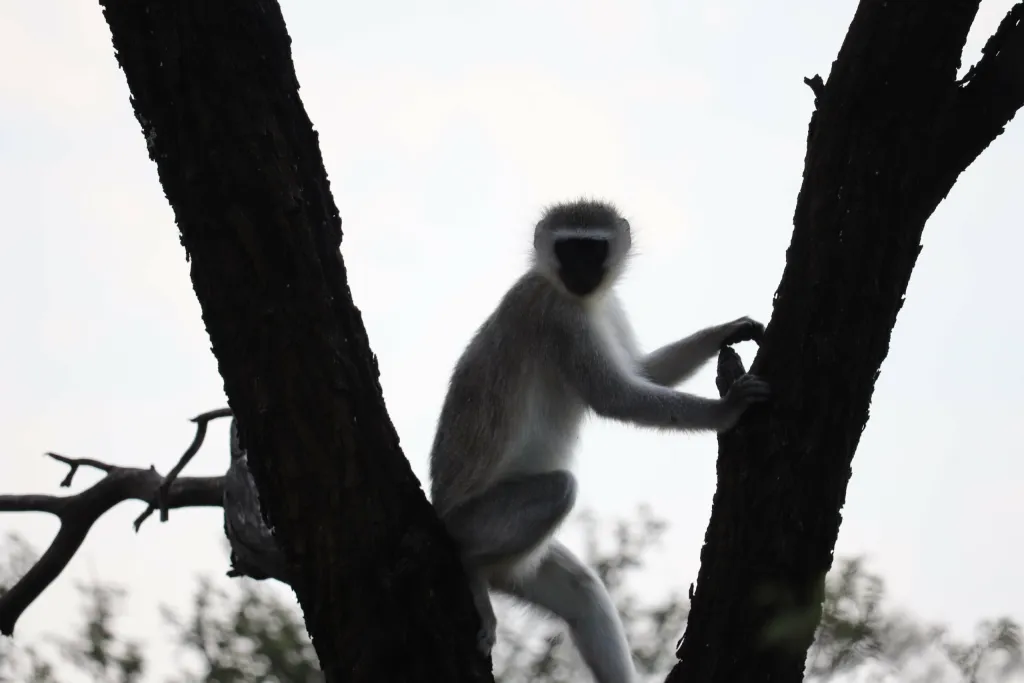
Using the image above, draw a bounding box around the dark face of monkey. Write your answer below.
[554,237,609,296]
[535,199,630,298]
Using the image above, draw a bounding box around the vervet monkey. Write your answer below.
[429,199,769,683]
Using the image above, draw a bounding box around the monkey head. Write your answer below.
[533,199,632,298]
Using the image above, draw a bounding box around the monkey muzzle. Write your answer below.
[555,237,609,296]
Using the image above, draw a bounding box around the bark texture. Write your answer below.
[669,3,1023,682]
[96,1,492,681]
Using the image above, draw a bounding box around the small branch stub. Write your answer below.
[804,74,825,103]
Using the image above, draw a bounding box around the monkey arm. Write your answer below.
[562,326,727,431]
[557,313,767,432]
[641,317,765,387]
[640,327,722,386]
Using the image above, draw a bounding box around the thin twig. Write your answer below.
[132,406,233,529]
[46,452,116,486]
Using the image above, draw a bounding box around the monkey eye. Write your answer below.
[553,237,609,269]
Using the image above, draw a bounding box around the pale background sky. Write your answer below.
[1,0,1022,679]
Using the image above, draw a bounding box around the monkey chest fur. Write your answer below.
[494,370,585,480]
[495,300,636,481]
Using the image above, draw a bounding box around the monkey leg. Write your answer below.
[443,470,577,568]
[442,471,577,658]
[466,568,498,656]
[493,541,635,683]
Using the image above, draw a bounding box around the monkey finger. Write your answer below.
[744,384,772,401]
[728,375,771,403]
[722,318,765,346]
[743,377,771,393]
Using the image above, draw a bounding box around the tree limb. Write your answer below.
[942,2,1024,176]
[94,0,494,680]
[669,2,1023,681]
[0,408,292,636]
[0,453,223,636]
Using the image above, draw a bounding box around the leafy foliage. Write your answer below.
[1,514,1022,683]
[161,577,321,683]
[0,532,57,683]
[492,507,688,683]
[55,582,146,683]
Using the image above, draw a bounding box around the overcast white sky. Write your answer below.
[1,0,1022,680]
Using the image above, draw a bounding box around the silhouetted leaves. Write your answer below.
[2,514,1022,683]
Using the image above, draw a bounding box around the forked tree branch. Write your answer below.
[0,453,222,636]
[132,407,234,529]
[0,408,287,637]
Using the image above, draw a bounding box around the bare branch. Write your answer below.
[133,406,233,529]
[47,452,116,485]
[0,454,223,636]
[942,2,1024,176]
[0,409,289,636]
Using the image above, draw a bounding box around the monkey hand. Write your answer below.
[719,317,765,347]
[720,373,771,431]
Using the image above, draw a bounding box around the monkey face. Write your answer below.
[554,237,610,296]
[532,199,632,298]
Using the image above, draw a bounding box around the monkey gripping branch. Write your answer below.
[0,2,1021,683]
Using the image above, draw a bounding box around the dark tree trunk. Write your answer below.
[96,1,492,681]
[669,3,1023,682]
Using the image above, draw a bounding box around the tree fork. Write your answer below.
[669,3,1023,682]
[95,1,492,681]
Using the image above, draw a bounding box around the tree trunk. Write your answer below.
[96,1,492,681]
[669,3,1023,682]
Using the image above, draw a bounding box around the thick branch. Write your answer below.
[942,2,1024,176]
[0,454,222,636]
[95,1,492,680]
[669,3,1023,682]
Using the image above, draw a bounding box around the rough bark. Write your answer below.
[95,1,492,681]
[669,3,1024,682]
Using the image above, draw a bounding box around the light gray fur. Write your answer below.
[428,200,769,683]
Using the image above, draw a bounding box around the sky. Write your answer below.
[1,0,1022,679]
